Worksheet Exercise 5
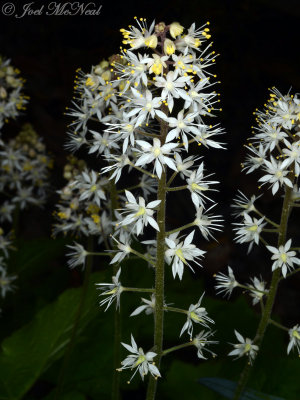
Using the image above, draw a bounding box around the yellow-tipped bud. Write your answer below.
[164,38,176,55]
[169,22,184,38]
[144,34,158,49]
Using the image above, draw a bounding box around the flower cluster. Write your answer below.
[63,18,224,383]
[0,123,53,212]
[0,56,28,130]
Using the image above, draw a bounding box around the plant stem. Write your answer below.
[55,236,93,400]
[130,248,155,266]
[162,341,194,356]
[123,287,155,293]
[233,183,293,400]
[110,179,122,400]
[164,306,187,315]
[166,185,187,192]
[165,222,195,236]
[146,101,168,399]
[269,318,289,332]
[254,208,279,228]
[280,267,300,280]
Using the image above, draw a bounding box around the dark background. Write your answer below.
[0,1,300,398]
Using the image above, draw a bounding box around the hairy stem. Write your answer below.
[233,183,293,400]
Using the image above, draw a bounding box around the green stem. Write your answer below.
[236,283,268,295]
[166,185,187,192]
[88,251,112,257]
[162,341,194,356]
[110,179,121,400]
[166,171,178,187]
[123,287,155,293]
[55,236,93,400]
[233,182,293,400]
[166,222,195,236]
[130,248,155,266]
[128,161,158,180]
[254,208,279,228]
[146,102,168,399]
[164,306,187,315]
[269,318,289,332]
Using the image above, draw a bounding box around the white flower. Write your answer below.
[126,88,161,126]
[193,330,218,359]
[154,71,190,111]
[266,239,300,277]
[247,277,268,305]
[187,163,218,207]
[243,144,268,174]
[88,130,119,156]
[228,330,258,364]
[287,325,300,355]
[231,191,261,217]
[130,294,155,316]
[102,153,131,183]
[96,268,123,310]
[174,153,197,178]
[283,140,300,176]
[165,231,205,280]
[180,293,214,338]
[215,266,239,297]
[109,237,132,264]
[0,264,17,298]
[118,335,161,382]
[254,123,288,151]
[259,157,292,195]
[194,205,223,240]
[66,242,88,269]
[135,138,178,178]
[233,214,266,252]
[74,170,106,206]
[119,190,160,236]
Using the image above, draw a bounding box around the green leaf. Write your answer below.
[198,377,287,400]
[0,271,104,400]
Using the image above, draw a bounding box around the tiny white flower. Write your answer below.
[96,268,123,310]
[130,294,155,316]
[0,264,17,298]
[194,205,223,240]
[287,325,300,355]
[259,156,292,195]
[247,276,268,305]
[215,266,239,298]
[193,330,218,359]
[165,231,205,280]
[118,335,161,382]
[180,293,214,338]
[266,239,300,277]
[66,242,88,269]
[228,330,258,364]
[135,138,178,178]
[233,214,266,253]
[187,163,218,208]
[119,190,160,236]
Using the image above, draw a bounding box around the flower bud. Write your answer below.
[144,34,158,49]
[155,22,166,34]
[164,38,176,55]
[170,22,184,38]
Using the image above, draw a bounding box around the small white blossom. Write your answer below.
[215,266,239,298]
[259,157,292,195]
[228,330,258,364]
[96,268,123,310]
[66,242,88,269]
[247,276,268,305]
[180,293,214,338]
[119,190,160,236]
[165,231,205,280]
[266,239,300,277]
[135,138,178,179]
[233,214,266,252]
[118,335,161,382]
[287,325,300,355]
[193,330,218,359]
[130,294,155,316]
